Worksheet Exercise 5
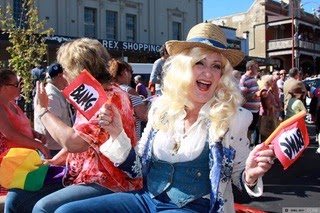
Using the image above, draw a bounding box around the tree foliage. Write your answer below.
[0,0,53,102]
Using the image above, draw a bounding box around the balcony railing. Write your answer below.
[268,38,320,51]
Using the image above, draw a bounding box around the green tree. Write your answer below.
[0,0,53,102]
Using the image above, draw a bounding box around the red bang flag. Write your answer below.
[62,70,109,120]
[264,110,309,170]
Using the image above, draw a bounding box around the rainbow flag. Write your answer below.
[0,148,49,191]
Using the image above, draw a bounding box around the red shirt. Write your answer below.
[0,101,33,151]
[63,83,142,192]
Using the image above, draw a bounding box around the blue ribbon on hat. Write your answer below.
[187,38,226,49]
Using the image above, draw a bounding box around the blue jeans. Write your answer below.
[55,190,210,213]
[32,183,113,212]
[5,183,63,213]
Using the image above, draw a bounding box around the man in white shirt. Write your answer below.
[148,45,169,95]
[34,63,74,157]
[277,69,286,121]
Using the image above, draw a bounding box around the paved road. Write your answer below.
[234,124,320,213]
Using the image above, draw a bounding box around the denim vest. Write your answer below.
[147,143,210,207]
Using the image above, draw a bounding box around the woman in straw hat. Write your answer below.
[53,22,275,213]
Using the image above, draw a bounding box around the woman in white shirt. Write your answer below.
[54,22,275,213]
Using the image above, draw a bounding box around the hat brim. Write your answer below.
[165,40,245,67]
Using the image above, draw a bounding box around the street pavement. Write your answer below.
[234,124,320,213]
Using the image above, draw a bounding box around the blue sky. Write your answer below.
[203,0,255,20]
[203,0,319,20]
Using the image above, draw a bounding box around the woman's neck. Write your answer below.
[184,106,201,132]
[0,96,18,114]
[0,95,10,105]
[116,77,129,86]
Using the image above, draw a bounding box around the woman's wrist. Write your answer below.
[38,108,49,120]
[244,171,257,188]
[109,129,123,141]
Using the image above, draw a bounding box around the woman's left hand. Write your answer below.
[244,143,275,185]
[34,81,49,113]
[91,103,123,139]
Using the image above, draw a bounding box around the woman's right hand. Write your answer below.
[34,81,49,113]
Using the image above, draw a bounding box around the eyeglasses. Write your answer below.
[5,82,22,88]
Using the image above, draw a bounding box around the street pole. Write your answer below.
[291,0,295,68]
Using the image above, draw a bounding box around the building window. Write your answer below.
[172,22,181,40]
[84,7,96,38]
[106,10,117,40]
[13,0,27,28]
[126,14,136,41]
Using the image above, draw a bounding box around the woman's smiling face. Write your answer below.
[188,51,222,108]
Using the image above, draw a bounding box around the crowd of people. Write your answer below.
[6,21,320,212]
[236,61,320,150]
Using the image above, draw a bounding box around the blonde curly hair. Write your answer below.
[150,47,244,140]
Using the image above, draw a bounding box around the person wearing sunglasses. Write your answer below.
[0,69,49,157]
[0,69,50,196]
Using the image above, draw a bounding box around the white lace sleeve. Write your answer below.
[99,130,131,164]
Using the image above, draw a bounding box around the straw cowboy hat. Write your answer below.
[165,22,245,67]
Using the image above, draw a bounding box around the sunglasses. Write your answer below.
[5,81,22,88]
